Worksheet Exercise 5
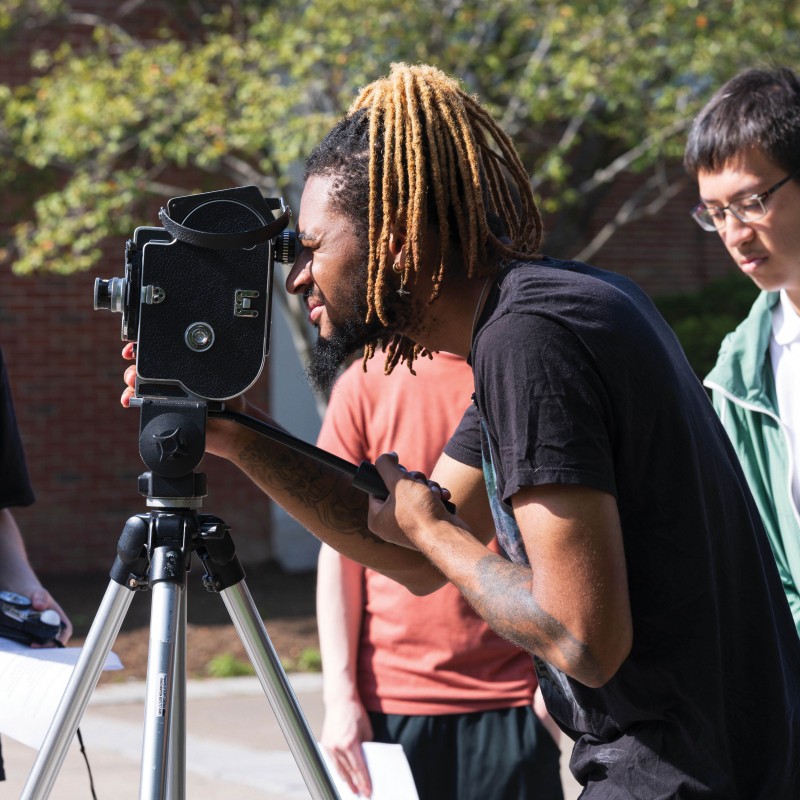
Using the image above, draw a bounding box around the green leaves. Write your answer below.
[1,0,799,274]
[11,170,141,274]
[0,0,66,39]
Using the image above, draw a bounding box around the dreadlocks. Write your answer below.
[304,62,543,372]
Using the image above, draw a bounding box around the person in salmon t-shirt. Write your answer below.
[316,353,563,800]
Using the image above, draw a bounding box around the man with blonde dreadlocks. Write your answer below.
[121,63,800,797]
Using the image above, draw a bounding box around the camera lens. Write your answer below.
[94,278,112,310]
[185,322,215,352]
[94,277,126,313]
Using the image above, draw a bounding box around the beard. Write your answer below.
[305,259,388,395]
[306,314,385,395]
[305,256,424,395]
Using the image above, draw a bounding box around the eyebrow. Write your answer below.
[294,230,317,242]
[701,180,770,205]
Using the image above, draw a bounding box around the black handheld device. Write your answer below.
[0,591,63,645]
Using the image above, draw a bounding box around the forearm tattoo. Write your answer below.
[238,439,384,544]
[469,554,603,682]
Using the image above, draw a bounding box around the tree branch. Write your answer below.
[221,154,278,194]
[500,28,553,133]
[64,11,137,43]
[578,117,691,194]
[574,170,688,263]
[531,91,597,191]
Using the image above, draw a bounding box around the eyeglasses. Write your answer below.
[690,169,799,232]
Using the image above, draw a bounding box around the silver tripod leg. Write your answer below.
[167,585,188,798]
[221,579,341,800]
[20,580,136,800]
[139,579,186,799]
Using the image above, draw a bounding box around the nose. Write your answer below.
[722,213,755,249]
[285,251,311,296]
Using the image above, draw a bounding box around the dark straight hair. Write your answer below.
[684,67,800,178]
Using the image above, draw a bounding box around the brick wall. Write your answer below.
[586,172,735,294]
[0,2,278,575]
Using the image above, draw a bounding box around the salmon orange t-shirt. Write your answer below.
[317,353,536,715]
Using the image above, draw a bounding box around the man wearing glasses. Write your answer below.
[684,66,800,636]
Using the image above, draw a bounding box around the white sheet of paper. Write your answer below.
[320,742,420,800]
[0,638,122,749]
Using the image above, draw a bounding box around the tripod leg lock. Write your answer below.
[150,545,189,586]
[147,512,192,586]
[197,515,245,591]
[110,514,151,588]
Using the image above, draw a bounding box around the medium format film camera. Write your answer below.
[94,185,295,401]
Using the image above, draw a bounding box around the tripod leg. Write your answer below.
[166,585,188,798]
[196,515,340,798]
[139,547,188,799]
[20,580,136,800]
[221,581,341,800]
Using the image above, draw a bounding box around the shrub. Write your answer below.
[654,273,758,379]
[205,652,255,678]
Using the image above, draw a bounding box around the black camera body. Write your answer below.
[0,590,63,645]
[95,186,294,401]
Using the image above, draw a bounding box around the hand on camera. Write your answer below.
[120,342,137,409]
[119,343,262,462]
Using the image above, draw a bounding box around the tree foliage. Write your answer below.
[1,0,798,358]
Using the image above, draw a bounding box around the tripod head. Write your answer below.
[132,395,209,507]
[129,393,457,514]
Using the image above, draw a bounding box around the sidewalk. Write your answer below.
[3,674,582,799]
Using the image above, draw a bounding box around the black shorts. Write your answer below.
[368,705,563,800]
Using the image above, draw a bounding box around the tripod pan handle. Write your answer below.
[352,461,457,514]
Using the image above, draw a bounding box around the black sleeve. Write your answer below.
[444,403,483,468]
[473,312,617,504]
[0,349,35,510]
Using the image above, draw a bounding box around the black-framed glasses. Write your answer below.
[690,169,800,232]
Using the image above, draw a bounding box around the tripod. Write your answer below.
[21,397,349,800]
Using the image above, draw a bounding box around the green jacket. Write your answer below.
[705,290,800,634]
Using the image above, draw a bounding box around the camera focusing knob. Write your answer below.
[185,322,215,352]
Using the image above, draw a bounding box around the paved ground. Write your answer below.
[4,674,582,799]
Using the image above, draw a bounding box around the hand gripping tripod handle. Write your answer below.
[352,460,457,513]
[213,409,456,513]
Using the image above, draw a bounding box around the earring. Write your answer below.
[393,262,410,297]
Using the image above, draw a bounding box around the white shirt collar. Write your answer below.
[771,290,800,346]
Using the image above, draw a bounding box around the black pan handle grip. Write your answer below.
[352,460,457,514]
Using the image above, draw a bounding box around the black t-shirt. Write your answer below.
[445,258,800,798]
[0,346,34,510]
